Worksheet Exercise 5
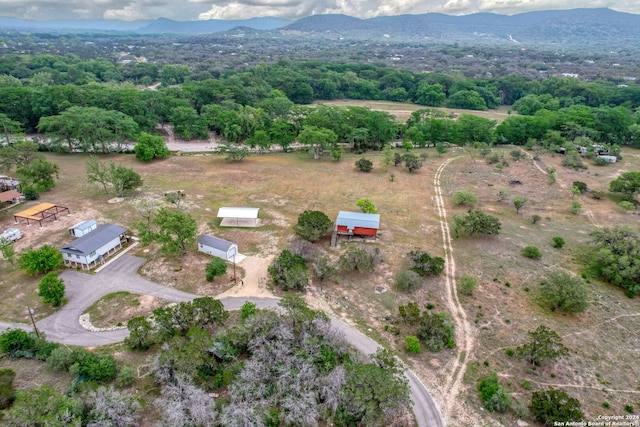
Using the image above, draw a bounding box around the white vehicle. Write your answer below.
[1,228,22,242]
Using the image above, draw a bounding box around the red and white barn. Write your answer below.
[334,211,380,240]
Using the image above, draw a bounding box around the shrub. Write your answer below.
[458,275,477,296]
[405,336,421,353]
[355,157,373,172]
[0,369,16,410]
[38,272,65,306]
[540,270,589,313]
[407,249,444,276]
[0,329,35,359]
[17,245,63,275]
[205,257,227,282]
[626,405,635,413]
[478,372,511,413]
[619,201,635,211]
[293,210,333,242]
[22,186,40,200]
[417,312,455,351]
[268,249,308,291]
[339,245,380,273]
[571,200,582,214]
[396,270,423,292]
[594,157,610,166]
[530,389,584,425]
[552,236,565,248]
[573,181,588,193]
[505,348,515,357]
[116,365,136,388]
[240,301,257,320]
[522,246,542,259]
[356,198,378,214]
[452,190,478,207]
[532,214,541,224]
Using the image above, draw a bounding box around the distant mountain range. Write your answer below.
[0,8,639,48]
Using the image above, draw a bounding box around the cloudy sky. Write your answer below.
[1,0,638,22]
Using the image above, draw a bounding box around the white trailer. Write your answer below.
[1,228,22,242]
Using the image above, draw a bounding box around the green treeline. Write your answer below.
[1,55,640,151]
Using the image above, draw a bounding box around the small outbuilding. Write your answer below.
[335,211,380,240]
[60,224,127,270]
[217,207,260,227]
[0,190,21,205]
[68,220,97,237]
[198,235,238,261]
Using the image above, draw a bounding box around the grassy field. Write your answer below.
[311,99,514,124]
[1,141,639,425]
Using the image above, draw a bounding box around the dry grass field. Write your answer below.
[1,141,639,426]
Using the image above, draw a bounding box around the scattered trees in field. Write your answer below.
[86,156,143,196]
[220,142,249,162]
[452,190,478,207]
[0,238,16,266]
[17,158,59,192]
[134,132,170,161]
[540,270,589,313]
[530,389,584,426]
[516,325,569,366]
[417,311,455,351]
[135,207,197,255]
[17,244,63,275]
[293,210,333,242]
[38,106,139,153]
[38,272,65,306]
[453,209,501,238]
[312,255,338,282]
[513,196,528,214]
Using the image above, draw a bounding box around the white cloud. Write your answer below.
[0,0,639,21]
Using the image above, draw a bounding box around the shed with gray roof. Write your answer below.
[198,235,238,261]
[60,224,127,270]
[335,211,380,237]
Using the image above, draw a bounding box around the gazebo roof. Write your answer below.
[216,207,260,219]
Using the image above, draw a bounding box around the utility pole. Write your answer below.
[233,252,237,283]
[27,307,40,338]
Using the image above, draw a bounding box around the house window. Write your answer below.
[89,251,96,257]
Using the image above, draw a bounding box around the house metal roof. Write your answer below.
[60,224,127,256]
[336,211,380,230]
[0,190,21,203]
[68,219,97,231]
[216,207,260,219]
[198,235,237,252]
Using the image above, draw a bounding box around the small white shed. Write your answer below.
[68,220,98,237]
[198,235,238,261]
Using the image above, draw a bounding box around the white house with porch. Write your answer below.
[59,224,127,270]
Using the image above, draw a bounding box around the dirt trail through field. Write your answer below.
[216,255,275,298]
[433,157,475,421]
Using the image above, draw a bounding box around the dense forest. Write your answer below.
[1,34,640,159]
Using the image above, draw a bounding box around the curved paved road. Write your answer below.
[1,255,443,427]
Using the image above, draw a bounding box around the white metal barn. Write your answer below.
[217,207,260,227]
[68,219,97,237]
[198,235,238,261]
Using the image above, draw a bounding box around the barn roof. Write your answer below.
[336,211,380,230]
[198,235,237,251]
[217,207,260,219]
[60,224,127,256]
[68,219,96,231]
